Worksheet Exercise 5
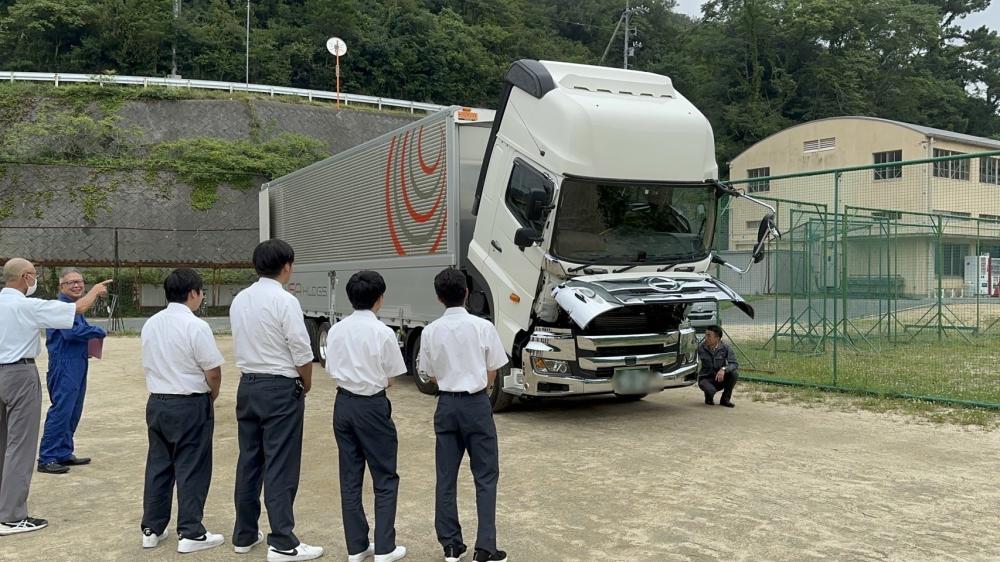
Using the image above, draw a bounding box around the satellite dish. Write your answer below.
[326,37,347,57]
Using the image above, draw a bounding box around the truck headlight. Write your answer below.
[531,356,569,374]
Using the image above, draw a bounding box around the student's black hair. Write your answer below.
[705,325,724,339]
[346,270,386,310]
[434,268,467,308]
[252,239,295,277]
[164,268,203,304]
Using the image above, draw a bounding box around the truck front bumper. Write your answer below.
[513,362,698,397]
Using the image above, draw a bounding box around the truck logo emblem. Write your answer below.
[384,124,448,256]
[647,277,681,292]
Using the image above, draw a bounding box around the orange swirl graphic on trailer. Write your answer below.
[384,124,447,256]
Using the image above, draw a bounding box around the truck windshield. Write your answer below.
[550,179,717,265]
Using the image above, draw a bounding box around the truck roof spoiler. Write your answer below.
[473,60,555,216]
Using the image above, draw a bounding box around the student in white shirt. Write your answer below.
[229,239,322,562]
[0,258,108,536]
[418,269,509,562]
[139,268,225,553]
[325,270,408,562]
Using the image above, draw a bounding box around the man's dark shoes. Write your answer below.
[704,394,714,406]
[720,401,736,408]
[473,549,508,562]
[62,455,91,466]
[0,517,47,535]
[444,544,468,562]
[37,462,69,474]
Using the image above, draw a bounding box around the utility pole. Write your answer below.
[245,0,251,89]
[171,0,181,78]
[622,1,649,70]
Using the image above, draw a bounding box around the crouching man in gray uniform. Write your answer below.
[418,269,509,562]
[697,324,738,408]
[325,271,408,562]
[139,268,225,553]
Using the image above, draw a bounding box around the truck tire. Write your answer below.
[315,321,331,367]
[305,318,321,362]
[488,364,516,412]
[408,331,438,396]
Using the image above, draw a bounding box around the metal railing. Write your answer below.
[0,71,446,114]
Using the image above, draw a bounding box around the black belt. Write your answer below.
[337,388,386,398]
[438,389,487,397]
[150,392,209,400]
[0,358,35,366]
[241,373,294,381]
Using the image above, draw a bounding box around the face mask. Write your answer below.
[26,279,37,296]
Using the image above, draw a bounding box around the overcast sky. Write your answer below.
[671,0,999,30]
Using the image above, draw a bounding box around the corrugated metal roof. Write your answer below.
[814,116,1000,150]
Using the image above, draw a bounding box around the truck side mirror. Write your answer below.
[752,213,777,263]
[514,227,543,250]
[526,187,551,222]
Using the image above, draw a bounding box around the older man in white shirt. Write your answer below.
[325,270,408,562]
[139,268,225,553]
[418,269,509,562]
[229,239,322,562]
[0,258,108,535]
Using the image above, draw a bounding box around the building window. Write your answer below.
[871,210,902,220]
[873,150,902,180]
[803,137,836,152]
[936,243,968,277]
[980,157,1000,185]
[933,210,972,218]
[980,214,1000,223]
[747,167,770,193]
[933,148,969,180]
[978,243,1000,257]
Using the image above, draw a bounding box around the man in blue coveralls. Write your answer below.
[37,268,107,474]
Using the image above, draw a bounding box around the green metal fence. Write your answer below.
[719,150,1000,409]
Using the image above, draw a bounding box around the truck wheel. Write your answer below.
[488,364,516,412]
[408,331,438,395]
[305,318,321,363]
[315,321,331,367]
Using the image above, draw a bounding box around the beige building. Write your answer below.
[726,116,1000,297]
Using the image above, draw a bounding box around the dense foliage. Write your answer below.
[0,0,997,163]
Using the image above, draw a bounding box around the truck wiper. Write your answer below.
[568,262,600,273]
[613,265,637,273]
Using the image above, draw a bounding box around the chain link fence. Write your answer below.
[718,151,1000,408]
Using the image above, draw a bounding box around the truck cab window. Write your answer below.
[505,159,553,232]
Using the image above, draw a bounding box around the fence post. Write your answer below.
[832,172,840,386]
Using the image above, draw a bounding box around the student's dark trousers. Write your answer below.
[434,390,499,554]
[233,374,304,551]
[141,392,213,539]
[699,370,738,403]
[333,388,399,556]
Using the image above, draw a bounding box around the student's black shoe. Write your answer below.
[704,394,714,406]
[473,549,507,562]
[444,543,468,561]
[720,401,736,408]
[36,462,69,474]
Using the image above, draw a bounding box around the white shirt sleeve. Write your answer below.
[31,298,75,330]
[382,330,408,378]
[416,327,433,378]
[280,295,314,367]
[483,323,509,371]
[192,322,225,371]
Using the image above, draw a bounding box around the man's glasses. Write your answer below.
[61,280,85,287]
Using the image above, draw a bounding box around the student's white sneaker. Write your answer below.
[374,546,407,562]
[348,542,375,562]
[177,531,225,553]
[141,527,168,548]
[235,531,265,554]
[267,542,324,561]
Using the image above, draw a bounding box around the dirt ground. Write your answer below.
[4,336,999,561]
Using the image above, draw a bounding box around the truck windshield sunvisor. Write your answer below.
[550,179,717,265]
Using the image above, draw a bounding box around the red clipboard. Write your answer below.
[88,338,104,360]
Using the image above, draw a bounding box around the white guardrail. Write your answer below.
[0,71,446,113]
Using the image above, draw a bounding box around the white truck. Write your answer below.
[260,60,776,411]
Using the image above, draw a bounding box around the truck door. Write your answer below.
[483,157,553,344]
